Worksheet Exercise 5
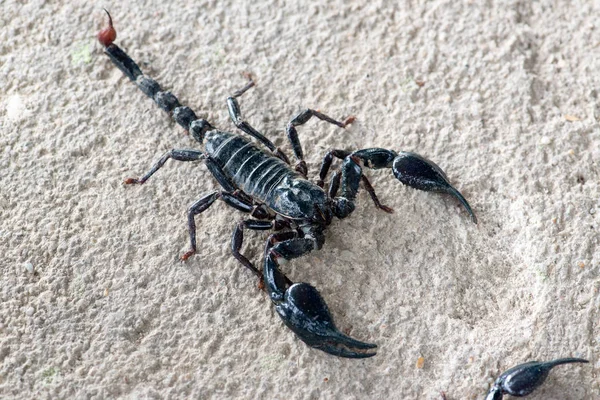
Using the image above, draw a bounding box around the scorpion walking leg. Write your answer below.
[264,230,297,256]
[263,228,377,358]
[360,175,394,213]
[317,149,349,187]
[231,219,277,279]
[124,150,204,185]
[182,191,267,261]
[124,150,241,195]
[227,81,290,163]
[327,171,342,199]
[203,155,239,193]
[286,110,354,177]
[230,221,296,288]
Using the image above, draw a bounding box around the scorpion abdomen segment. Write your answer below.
[205,131,299,204]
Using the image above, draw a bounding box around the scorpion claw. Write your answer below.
[265,252,376,358]
[392,151,477,223]
[273,282,377,358]
[486,358,589,399]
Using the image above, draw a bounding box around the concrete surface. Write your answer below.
[1,0,598,398]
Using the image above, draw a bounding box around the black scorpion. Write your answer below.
[98,11,477,358]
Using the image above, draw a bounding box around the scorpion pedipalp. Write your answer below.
[264,253,377,358]
[485,358,589,399]
[322,148,477,223]
[391,151,477,223]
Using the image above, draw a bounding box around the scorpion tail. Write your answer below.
[264,252,377,358]
[98,10,213,144]
[391,151,478,223]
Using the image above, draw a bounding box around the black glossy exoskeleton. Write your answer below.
[98,11,476,358]
[485,358,589,399]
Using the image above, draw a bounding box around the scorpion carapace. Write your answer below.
[485,358,589,399]
[99,10,476,358]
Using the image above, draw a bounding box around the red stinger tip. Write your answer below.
[98,9,117,47]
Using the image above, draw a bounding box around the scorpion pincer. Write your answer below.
[98,11,476,358]
[485,358,589,399]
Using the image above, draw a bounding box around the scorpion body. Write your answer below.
[205,130,326,221]
[99,11,477,358]
[208,131,293,202]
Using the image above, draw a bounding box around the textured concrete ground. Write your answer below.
[1,0,598,398]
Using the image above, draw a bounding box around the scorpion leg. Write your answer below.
[231,219,295,288]
[123,150,238,194]
[328,171,341,199]
[203,155,239,193]
[182,190,267,261]
[286,110,354,177]
[227,81,290,164]
[486,358,588,400]
[317,149,350,187]
[264,230,297,255]
[124,149,203,185]
[263,228,377,358]
[360,175,394,213]
[231,219,277,279]
[181,191,219,261]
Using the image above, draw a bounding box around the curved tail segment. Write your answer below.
[264,241,377,358]
[97,10,213,144]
